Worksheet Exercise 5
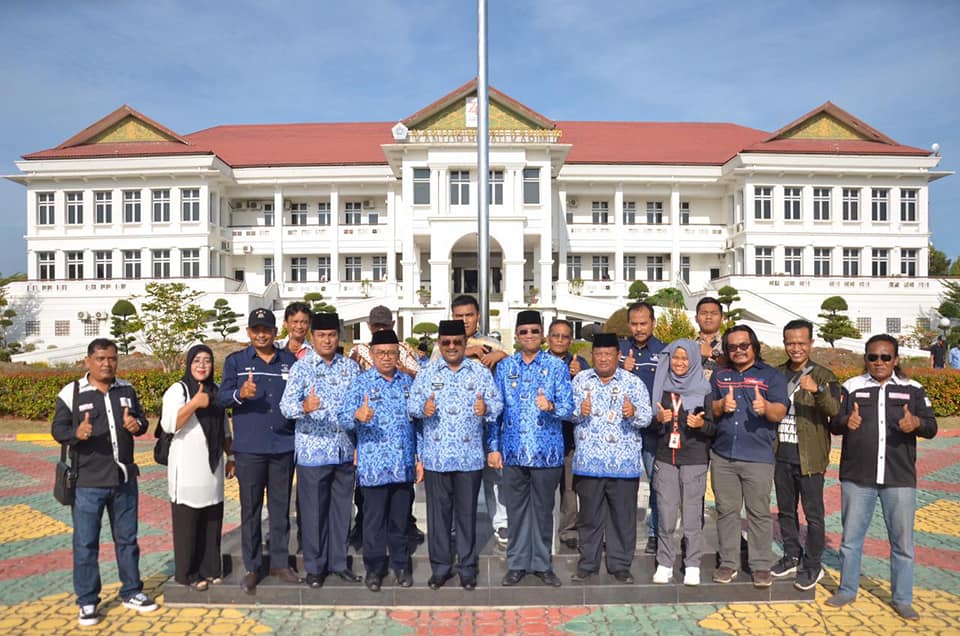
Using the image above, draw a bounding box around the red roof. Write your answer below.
[742,138,929,156]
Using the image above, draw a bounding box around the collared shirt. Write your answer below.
[350,341,420,375]
[279,350,359,467]
[408,357,503,472]
[710,360,789,464]
[338,368,416,487]
[697,333,724,379]
[218,345,297,455]
[491,350,575,467]
[619,335,665,397]
[275,338,313,361]
[430,331,508,362]
[571,368,652,478]
[950,347,960,370]
[51,374,149,488]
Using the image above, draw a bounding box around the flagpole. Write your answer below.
[477,0,490,332]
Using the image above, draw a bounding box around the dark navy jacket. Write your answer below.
[710,360,789,464]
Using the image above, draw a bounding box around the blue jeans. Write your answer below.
[838,481,915,605]
[72,479,143,606]
[641,429,658,537]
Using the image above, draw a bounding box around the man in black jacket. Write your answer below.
[51,339,157,627]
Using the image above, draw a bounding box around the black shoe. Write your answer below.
[333,568,362,583]
[561,537,578,550]
[242,571,258,594]
[533,570,562,587]
[501,569,526,586]
[612,570,635,584]
[794,567,824,591]
[460,575,477,590]
[394,569,414,588]
[428,573,452,590]
[570,569,594,583]
[364,572,382,592]
[305,573,325,589]
[771,555,800,578]
[269,567,303,584]
[644,537,657,555]
[408,526,425,545]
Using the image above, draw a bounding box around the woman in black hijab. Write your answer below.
[159,344,233,590]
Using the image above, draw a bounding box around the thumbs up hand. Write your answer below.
[898,403,919,433]
[240,370,257,400]
[656,402,672,424]
[581,389,593,417]
[752,385,766,416]
[623,349,636,371]
[569,357,582,377]
[193,383,210,409]
[536,387,551,411]
[76,412,93,441]
[687,409,705,429]
[122,406,139,433]
[622,395,636,419]
[303,385,321,413]
[848,402,862,431]
[798,373,818,393]
[473,391,486,417]
[423,392,437,417]
[723,386,737,413]
[356,394,375,423]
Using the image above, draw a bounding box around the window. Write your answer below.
[646,255,664,281]
[181,188,200,222]
[317,202,331,225]
[681,255,690,284]
[181,248,200,278]
[680,202,690,225]
[344,256,361,282]
[450,170,470,205]
[152,189,170,223]
[66,191,83,225]
[592,201,609,224]
[152,249,170,278]
[813,187,831,221]
[842,188,859,221]
[646,201,663,225]
[94,191,112,224]
[755,246,773,275]
[94,250,112,279]
[122,250,141,279]
[566,255,582,280]
[290,203,307,225]
[783,187,801,221]
[84,321,100,337]
[488,170,503,205]
[37,192,55,225]
[372,255,387,281]
[367,211,379,225]
[522,168,540,204]
[843,248,860,276]
[871,188,888,222]
[566,208,574,225]
[38,251,55,280]
[592,255,610,280]
[290,257,307,282]
[66,251,83,280]
[264,203,274,226]
[900,189,918,222]
[857,317,871,333]
[55,321,70,337]
[264,257,274,285]
[814,247,831,277]
[754,187,772,220]
[25,321,39,337]
[917,317,931,332]
[317,256,330,282]
[623,201,637,225]
[784,247,802,276]
[871,248,889,276]
[344,202,362,225]
[901,248,918,276]
[123,190,141,223]
[886,318,901,334]
[623,255,636,280]
[413,168,431,205]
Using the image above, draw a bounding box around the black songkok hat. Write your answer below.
[370,329,399,345]
[438,320,467,336]
[311,312,340,331]
[515,310,541,327]
[592,333,620,349]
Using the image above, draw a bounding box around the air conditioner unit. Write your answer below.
[363,200,374,209]
[567,198,578,208]
[283,201,292,211]
[95,311,106,320]
[242,245,253,253]
[229,201,244,210]
[77,311,89,320]
[247,201,261,210]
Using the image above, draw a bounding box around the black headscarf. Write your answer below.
[182,344,225,474]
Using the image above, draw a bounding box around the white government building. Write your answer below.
[5,80,952,358]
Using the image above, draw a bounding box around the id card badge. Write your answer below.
[668,432,681,449]
[606,410,617,423]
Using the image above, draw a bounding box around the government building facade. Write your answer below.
[5,80,950,355]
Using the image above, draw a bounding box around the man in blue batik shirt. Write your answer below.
[339,329,418,592]
[408,320,503,591]
[490,310,574,588]
[571,332,652,584]
[279,312,360,589]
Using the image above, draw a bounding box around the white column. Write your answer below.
[200,184,210,226]
[170,187,182,234]
[670,187,681,286]
[329,188,340,288]
[54,249,65,280]
[557,187,568,284]
[386,185,398,288]
[273,190,285,286]
[83,189,94,234]
[504,258,525,306]
[436,168,447,215]
[539,191,553,306]
[614,186,624,292]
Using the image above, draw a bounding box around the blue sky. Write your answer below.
[1,0,958,276]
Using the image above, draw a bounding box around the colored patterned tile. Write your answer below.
[0,465,41,490]
[916,500,960,536]
[0,504,71,543]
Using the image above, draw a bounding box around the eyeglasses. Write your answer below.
[372,350,399,358]
[548,333,572,340]
[517,329,541,336]
[439,338,463,347]
[866,353,894,362]
[726,342,752,352]
[192,359,213,367]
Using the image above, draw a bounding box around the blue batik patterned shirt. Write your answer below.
[338,368,416,487]
[491,350,574,467]
[571,368,652,478]
[279,350,359,467]
[407,357,503,472]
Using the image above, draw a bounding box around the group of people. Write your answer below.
[52,295,937,626]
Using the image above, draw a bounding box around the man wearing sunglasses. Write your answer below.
[827,334,936,620]
[709,325,789,588]
[489,311,575,588]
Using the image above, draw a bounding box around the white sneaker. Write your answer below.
[122,592,158,613]
[652,565,673,584]
[78,604,99,626]
[684,566,701,586]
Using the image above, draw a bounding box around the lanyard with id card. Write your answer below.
[668,392,682,453]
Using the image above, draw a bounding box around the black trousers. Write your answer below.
[354,482,418,538]
[574,475,639,574]
[558,422,578,542]
[503,465,562,572]
[774,461,825,573]
[234,451,294,574]
[361,482,413,575]
[171,501,224,585]
[298,462,355,576]
[424,469,483,579]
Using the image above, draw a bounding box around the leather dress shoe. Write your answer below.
[501,569,526,586]
[333,568,362,583]
[364,572,382,592]
[269,567,303,584]
[533,570,562,587]
[304,573,325,589]
[394,570,414,588]
[460,575,477,590]
[612,570,635,584]
[562,537,578,550]
[428,573,452,590]
[241,571,258,594]
[570,570,594,583]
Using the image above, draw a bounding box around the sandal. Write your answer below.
[188,579,209,591]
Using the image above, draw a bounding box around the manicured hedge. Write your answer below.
[832,367,960,417]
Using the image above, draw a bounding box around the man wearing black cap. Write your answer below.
[408,320,503,590]
[490,311,574,587]
[570,333,652,583]
[338,329,418,591]
[218,308,299,593]
[280,312,361,589]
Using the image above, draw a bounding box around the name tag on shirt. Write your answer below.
[889,392,910,400]
[79,403,94,412]
[854,392,870,399]
[120,397,132,408]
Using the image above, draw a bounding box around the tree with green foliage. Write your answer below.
[930,244,952,275]
[303,291,336,314]
[938,279,960,319]
[137,283,208,372]
[652,305,697,343]
[626,280,649,307]
[647,287,684,308]
[949,260,960,276]
[817,296,861,347]
[412,322,438,337]
[0,291,17,362]
[209,298,241,341]
[716,285,743,326]
[110,299,142,355]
